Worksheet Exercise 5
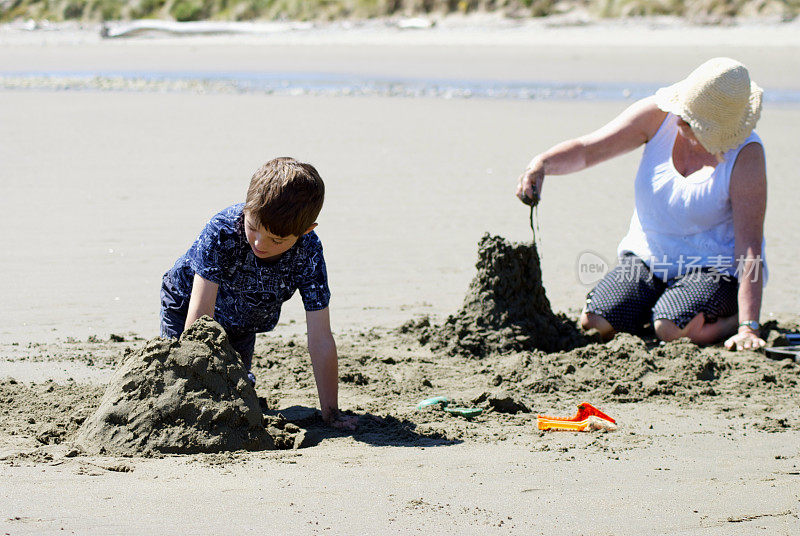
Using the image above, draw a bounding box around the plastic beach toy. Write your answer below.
[416,396,483,418]
[416,396,449,409]
[443,406,483,418]
[765,345,800,362]
[537,402,617,432]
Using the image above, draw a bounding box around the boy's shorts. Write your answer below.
[160,274,256,371]
[585,253,739,335]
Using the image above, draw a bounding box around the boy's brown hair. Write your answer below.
[244,157,325,237]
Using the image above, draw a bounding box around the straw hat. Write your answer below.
[654,57,763,155]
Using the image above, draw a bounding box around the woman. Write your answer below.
[516,58,766,352]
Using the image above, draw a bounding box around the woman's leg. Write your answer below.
[580,311,616,341]
[582,254,664,339]
[654,312,738,345]
[652,270,739,345]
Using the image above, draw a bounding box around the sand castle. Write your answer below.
[407,233,587,357]
[76,317,306,455]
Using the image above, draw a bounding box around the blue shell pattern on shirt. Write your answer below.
[165,203,330,334]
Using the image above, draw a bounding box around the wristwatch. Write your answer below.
[739,320,760,331]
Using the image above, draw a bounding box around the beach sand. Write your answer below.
[1,19,799,535]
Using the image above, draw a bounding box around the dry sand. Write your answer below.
[1,19,799,535]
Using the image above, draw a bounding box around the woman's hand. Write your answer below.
[724,329,766,351]
[516,165,544,205]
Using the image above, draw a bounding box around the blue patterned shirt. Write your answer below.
[165,204,330,334]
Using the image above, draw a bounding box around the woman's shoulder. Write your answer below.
[615,96,670,143]
[730,139,766,177]
[741,130,763,150]
[727,132,765,169]
[628,96,666,118]
[639,97,670,137]
[725,133,766,196]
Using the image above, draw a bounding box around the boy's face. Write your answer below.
[244,213,316,261]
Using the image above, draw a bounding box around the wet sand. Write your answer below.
[1,19,799,535]
[2,320,799,534]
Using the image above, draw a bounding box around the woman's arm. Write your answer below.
[184,274,219,331]
[725,142,768,351]
[517,97,667,202]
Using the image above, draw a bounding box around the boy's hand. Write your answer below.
[324,410,358,431]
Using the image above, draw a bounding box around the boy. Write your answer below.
[160,157,356,430]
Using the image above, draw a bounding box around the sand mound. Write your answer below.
[404,234,587,357]
[477,331,799,410]
[76,317,279,455]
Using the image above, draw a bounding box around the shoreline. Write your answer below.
[3,17,800,94]
[3,71,800,104]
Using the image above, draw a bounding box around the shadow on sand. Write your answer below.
[263,404,462,449]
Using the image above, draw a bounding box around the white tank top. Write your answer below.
[617,113,766,281]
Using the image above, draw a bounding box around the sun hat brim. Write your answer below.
[654,77,763,155]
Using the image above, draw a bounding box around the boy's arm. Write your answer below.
[184,274,219,332]
[306,308,357,430]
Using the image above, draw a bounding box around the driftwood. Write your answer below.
[100,20,313,38]
[100,18,433,39]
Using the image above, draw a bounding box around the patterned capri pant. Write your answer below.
[584,253,739,335]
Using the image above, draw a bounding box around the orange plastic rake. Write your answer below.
[537,402,617,432]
